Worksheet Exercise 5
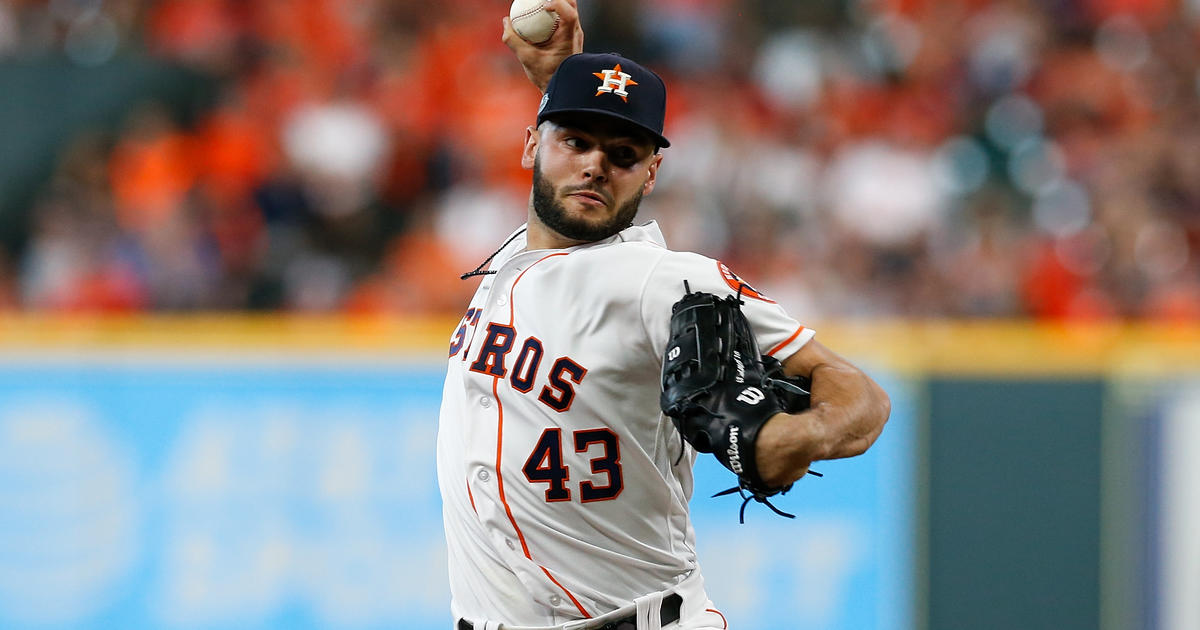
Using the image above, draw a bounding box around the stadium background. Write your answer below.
[0,1,1198,629]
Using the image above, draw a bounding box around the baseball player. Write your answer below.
[436,2,891,628]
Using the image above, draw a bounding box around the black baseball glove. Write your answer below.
[660,285,816,522]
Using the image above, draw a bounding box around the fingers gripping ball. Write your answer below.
[509,0,560,44]
[660,287,814,521]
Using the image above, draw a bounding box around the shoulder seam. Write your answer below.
[636,249,674,356]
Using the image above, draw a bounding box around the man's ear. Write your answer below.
[642,153,664,196]
[521,125,539,169]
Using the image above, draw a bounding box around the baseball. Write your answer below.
[509,0,559,44]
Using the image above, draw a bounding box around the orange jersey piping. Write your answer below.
[490,251,590,618]
[766,325,806,357]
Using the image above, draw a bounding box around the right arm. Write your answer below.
[501,0,585,93]
[755,339,891,487]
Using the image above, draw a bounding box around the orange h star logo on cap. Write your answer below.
[593,64,639,102]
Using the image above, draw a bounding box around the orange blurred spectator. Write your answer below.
[1144,276,1200,321]
[65,267,148,313]
[1084,0,1174,25]
[194,95,277,205]
[1021,236,1120,320]
[108,103,197,234]
[147,0,242,71]
[249,0,370,82]
[346,226,476,315]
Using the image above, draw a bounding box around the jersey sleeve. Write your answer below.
[639,252,815,362]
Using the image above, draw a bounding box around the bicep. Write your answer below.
[779,338,853,379]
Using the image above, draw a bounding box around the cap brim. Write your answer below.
[538,107,671,148]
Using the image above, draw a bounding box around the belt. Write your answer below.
[458,592,683,630]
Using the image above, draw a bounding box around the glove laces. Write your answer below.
[712,486,795,524]
[711,467,823,524]
[763,376,810,397]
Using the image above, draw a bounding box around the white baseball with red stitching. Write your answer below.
[509,0,559,44]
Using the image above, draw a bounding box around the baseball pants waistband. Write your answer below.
[457,592,682,630]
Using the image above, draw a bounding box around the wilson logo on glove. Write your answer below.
[736,387,764,405]
[727,425,743,473]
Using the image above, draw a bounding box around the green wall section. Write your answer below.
[0,54,214,255]
[926,379,1103,630]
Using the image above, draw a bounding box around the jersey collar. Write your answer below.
[493,220,668,271]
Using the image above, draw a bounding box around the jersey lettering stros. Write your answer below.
[435,222,815,625]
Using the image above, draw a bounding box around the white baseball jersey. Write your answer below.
[436,220,814,626]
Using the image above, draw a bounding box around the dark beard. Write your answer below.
[532,158,643,243]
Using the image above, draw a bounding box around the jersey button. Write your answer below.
[549,595,562,606]
[477,469,490,482]
[480,396,491,408]
[505,539,515,550]
[497,296,508,306]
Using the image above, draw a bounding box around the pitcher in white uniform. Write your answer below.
[436,3,891,628]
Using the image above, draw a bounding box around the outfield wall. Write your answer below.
[0,317,1195,630]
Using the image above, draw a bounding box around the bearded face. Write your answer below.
[530,154,645,244]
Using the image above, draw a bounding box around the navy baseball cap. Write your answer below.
[536,52,670,148]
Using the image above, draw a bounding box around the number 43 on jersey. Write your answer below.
[523,428,623,503]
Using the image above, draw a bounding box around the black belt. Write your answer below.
[458,592,682,630]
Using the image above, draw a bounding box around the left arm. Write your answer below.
[755,338,891,487]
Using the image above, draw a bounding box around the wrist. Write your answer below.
[757,410,826,487]
[785,408,830,466]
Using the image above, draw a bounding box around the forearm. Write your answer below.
[756,341,891,487]
[800,362,890,461]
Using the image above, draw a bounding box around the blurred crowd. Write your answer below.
[1,0,1199,320]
